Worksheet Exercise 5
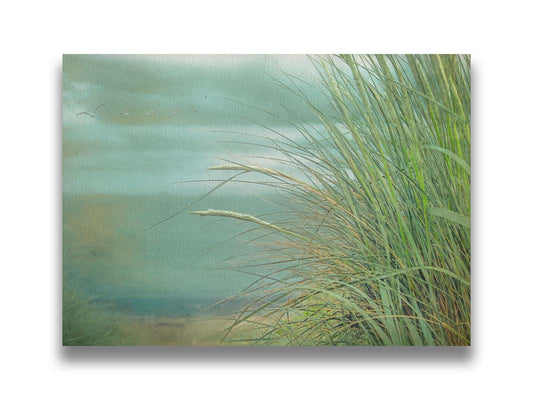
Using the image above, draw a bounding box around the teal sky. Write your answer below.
[63,55,327,196]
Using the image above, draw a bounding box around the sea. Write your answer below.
[63,191,280,317]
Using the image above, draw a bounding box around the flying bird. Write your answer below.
[76,112,95,118]
[190,105,198,112]
[120,110,130,116]
[93,103,105,113]
[76,103,105,118]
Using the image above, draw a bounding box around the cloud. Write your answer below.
[63,54,329,126]
[63,55,331,195]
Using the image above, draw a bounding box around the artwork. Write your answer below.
[63,55,470,346]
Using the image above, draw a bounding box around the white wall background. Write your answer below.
[1,1,531,399]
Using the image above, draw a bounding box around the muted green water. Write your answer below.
[63,192,279,315]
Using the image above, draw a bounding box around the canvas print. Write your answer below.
[63,54,470,346]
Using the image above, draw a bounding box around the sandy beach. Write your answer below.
[108,315,237,346]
